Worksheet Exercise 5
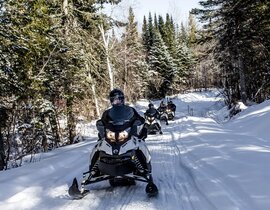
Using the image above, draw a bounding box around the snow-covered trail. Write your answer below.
[168,117,259,210]
[147,118,220,210]
[1,91,270,210]
[177,117,270,210]
[60,117,230,210]
[62,114,267,210]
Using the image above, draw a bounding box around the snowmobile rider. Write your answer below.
[96,88,147,141]
[145,103,160,118]
[158,100,166,111]
[167,100,176,112]
[157,100,169,125]
[144,103,162,134]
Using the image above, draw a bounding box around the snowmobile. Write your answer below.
[68,109,158,199]
[166,108,175,120]
[157,107,169,125]
[144,110,162,135]
[166,101,176,120]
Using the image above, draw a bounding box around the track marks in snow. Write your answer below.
[148,133,185,210]
[168,119,218,210]
[63,113,259,210]
[177,117,259,210]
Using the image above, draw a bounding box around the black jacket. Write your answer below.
[96,105,146,139]
[167,103,176,112]
[144,107,159,119]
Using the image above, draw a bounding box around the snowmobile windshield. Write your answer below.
[147,108,157,117]
[107,106,134,130]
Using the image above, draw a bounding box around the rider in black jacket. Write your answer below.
[167,100,176,112]
[157,100,169,125]
[144,103,162,134]
[144,103,159,119]
[96,88,147,140]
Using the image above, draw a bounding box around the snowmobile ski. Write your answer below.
[145,182,158,197]
[68,178,89,199]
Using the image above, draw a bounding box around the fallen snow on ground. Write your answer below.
[1,89,270,210]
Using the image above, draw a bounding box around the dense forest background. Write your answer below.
[0,0,269,170]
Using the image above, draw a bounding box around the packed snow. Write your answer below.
[1,89,270,210]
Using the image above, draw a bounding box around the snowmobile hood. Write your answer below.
[108,105,134,126]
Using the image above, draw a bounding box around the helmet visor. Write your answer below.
[111,95,124,105]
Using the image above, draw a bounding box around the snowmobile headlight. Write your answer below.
[106,130,116,142]
[118,130,129,142]
[147,116,155,121]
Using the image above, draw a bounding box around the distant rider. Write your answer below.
[144,103,163,134]
[157,100,166,112]
[167,100,176,112]
[145,103,159,119]
[157,100,169,125]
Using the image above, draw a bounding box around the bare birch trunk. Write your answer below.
[89,73,100,117]
[80,48,100,117]
[86,63,100,117]
[98,24,114,90]
[124,43,127,93]
[63,0,68,15]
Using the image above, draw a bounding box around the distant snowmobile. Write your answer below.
[157,108,169,125]
[166,108,175,120]
[68,106,158,199]
[157,100,169,125]
[144,106,162,135]
[166,100,176,120]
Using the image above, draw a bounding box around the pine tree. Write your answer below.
[154,13,158,30]
[148,31,176,98]
[147,12,154,54]
[116,7,147,101]
[0,0,122,167]
[142,16,148,51]
[162,14,177,58]
[192,0,270,103]
[0,0,64,162]
[179,22,187,43]
[174,40,195,90]
[158,15,166,39]
[187,13,198,46]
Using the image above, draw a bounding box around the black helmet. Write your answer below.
[148,103,154,108]
[109,88,125,106]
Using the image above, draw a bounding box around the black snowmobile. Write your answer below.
[166,108,175,120]
[68,107,158,199]
[166,102,176,120]
[157,106,169,125]
[144,109,162,135]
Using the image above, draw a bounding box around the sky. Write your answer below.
[104,0,201,31]
[134,0,200,23]
[1,90,270,210]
